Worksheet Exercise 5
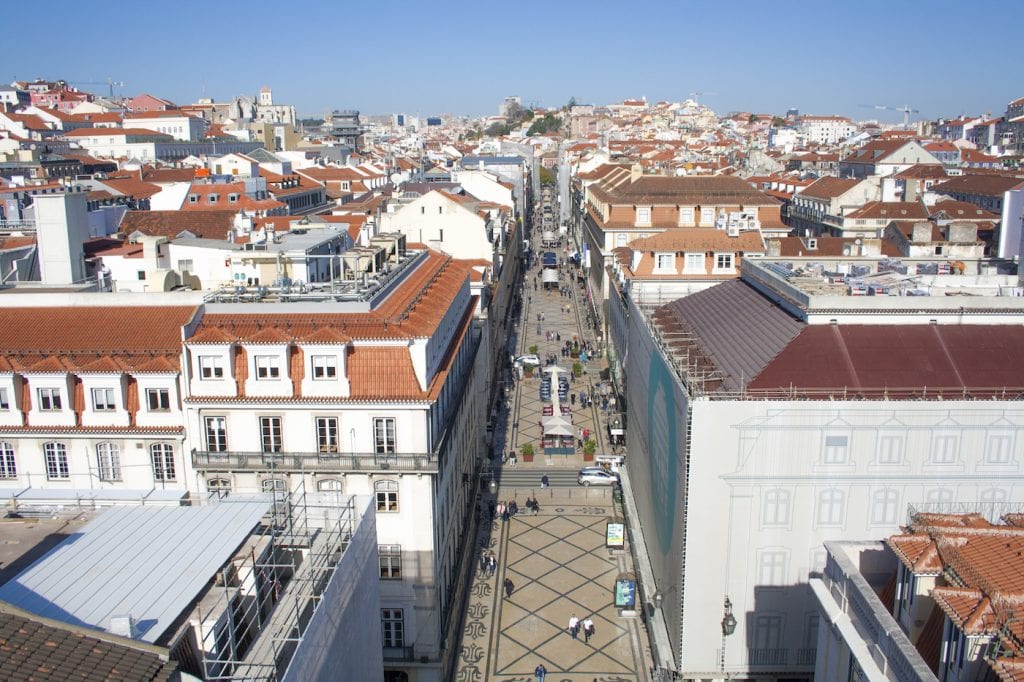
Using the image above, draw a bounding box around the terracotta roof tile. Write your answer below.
[119,210,237,240]
[347,346,423,399]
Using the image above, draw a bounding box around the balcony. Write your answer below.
[192,449,438,474]
[748,648,789,666]
[382,646,415,662]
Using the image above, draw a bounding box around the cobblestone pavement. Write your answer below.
[456,244,650,681]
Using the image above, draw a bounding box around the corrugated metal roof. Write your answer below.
[0,500,269,644]
[658,280,804,392]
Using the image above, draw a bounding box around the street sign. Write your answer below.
[606,521,625,549]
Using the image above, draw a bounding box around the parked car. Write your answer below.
[577,467,619,486]
[515,354,541,367]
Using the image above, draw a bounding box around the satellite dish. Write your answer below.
[855,238,862,245]
[29,144,37,151]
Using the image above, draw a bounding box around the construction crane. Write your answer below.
[859,103,920,130]
[688,91,718,106]
[68,78,125,99]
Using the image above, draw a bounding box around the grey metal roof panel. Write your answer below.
[659,280,804,392]
[0,500,269,643]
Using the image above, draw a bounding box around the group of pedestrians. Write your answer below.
[567,613,597,642]
[495,499,519,522]
[478,551,497,578]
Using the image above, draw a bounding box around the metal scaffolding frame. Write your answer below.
[189,480,355,681]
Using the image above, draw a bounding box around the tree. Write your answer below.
[539,166,555,184]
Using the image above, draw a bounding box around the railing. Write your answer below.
[0,219,36,233]
[796,647,817,666]
[382,645,414,662]
[192,449,438,473]
[749,648,789,666]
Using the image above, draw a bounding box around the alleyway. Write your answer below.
[455,236,652,681]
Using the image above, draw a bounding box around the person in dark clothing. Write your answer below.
[504,578,515,598]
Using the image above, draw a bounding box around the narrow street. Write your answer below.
[455,189,652,681]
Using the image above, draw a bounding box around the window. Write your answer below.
[654,253,675,272]
[762,489,790,526]
[700,206,714,225]
[37,388,62,411]
[96,443,121,481]
[823,435,848,464]
[758,550,787,585]
[176,259,193,272]
[312,355,337,380]
[379,545,402,579]
[261,478,287,499]
[877,435,904,464]
[260,416,283,453]
[205,416,228,452]
[44,442,69,480]
[927,488,954,505]
[980,487,1007,506]
[933,435,959,464]
[316,417,339,453]
[0,388,8,410]
[147,388,171,411]
[207,478,231,497]
[228,194,239,204]
[137,271,146,280]
[188,194,198,204]
[199,356,224,379]
[635,206,651,225]
[871,488,900,525]
[374,417,396,455]
[375,480,399,512]
[684,252,705,274]
[255,356,280,380]
[816,488,845,526]
[679,207,694,225]
[92,388,116,412]
[714,253,734,272]
[145,443,175,481]
[208,194,219,204]
[0,442,15,479]
[753,614,783,649]
[317,479,343,492]
[381,609,404,648]
[985,434,1013,464]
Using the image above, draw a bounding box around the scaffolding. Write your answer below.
[180,480,355,681]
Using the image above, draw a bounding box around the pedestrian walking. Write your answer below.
[582,617,594,643]
[479,553,487,574]
[504,578,514,598]
[541,474,549,488]
[488,501,496,520]
[488,554,497,577]
[534,663,547,681]
[568,614,580,639]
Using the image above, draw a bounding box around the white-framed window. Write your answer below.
[381,608,404,648]
[207,477,231,497]
[188,194,199,204]
[92,388,116,412]
[316,417,339,453]
[679,206,694,225]
[0,388,8,410]
[205,416,228,452]
[654,253,675,272]
[374,417,396,455]
[932,434,959,464]
[312,355,337,380]
[379,544,402,579]
[927,488,954,505]
[822,435,848,464]
[260,416,283,453]
[261,477,287,499]
[151,443,175,481]
[37,387,62,411]
[96,442,121,481]
[255,355,280,380]
[757,550,787,585]
[375,479,399,512]
[714,253,734,272]
[615,233,628,248]
[176,259,193,272]
[43,442,69,480]
[635,206,651,225]
[871,488,900,525]
[762,489,790,526]
[700,206,715,225]
[683,252,705,274]
[985,434,1013,464]
[816,488,845,526]
[877,434,904,464]
[147,388,171,411]
[317,478,343,492]
[199,356,224,379]
[0,442,16,479]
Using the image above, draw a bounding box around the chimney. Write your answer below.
[904,180,919,202]
[947,221,978,243]
[861,238,882,256]
[766,239,781,257]
[911,222,932,243]
[630,163,642,183]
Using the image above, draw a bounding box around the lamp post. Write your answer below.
[721,596,737,636]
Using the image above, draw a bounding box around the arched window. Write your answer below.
[261,478,287,499]
[96,443,121,481]
[375,480,399,512]
[816,488,845,526]
[151,444,175,481]
[317,479,343,492]
[207,478,231,498]
[0,442,15,479]
[43,442,69,480]
[871,488,900,525]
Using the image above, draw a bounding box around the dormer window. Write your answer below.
[807,238,818,250]
[188,194,199,204]
[255,355,281,379]
[91,388,116,412]
[228,194,239,203]
[312,355,337,380]
[654,252,675,272]
[208,194,219,204]
[38,388,62,411]
[199,356,224,379]
[636,206,651,226]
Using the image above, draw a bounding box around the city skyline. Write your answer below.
[6,0,1023,122]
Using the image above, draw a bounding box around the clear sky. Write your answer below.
[7,0,1023,122]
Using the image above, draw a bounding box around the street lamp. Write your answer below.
[721,596,737,636]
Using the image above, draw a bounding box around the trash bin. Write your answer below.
[613,487,623,504]
[489,480,498,495]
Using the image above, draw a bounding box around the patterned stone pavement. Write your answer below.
[456,248,650,681]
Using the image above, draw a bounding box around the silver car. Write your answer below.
[577,467,619,486]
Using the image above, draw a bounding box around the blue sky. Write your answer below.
[7,0,1023,121]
